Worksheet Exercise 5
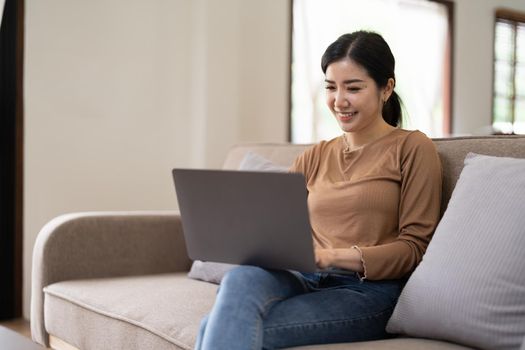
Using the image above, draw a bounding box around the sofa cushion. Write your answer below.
[432,135,525,216]
[238,151,290,172]
[285,338,474,349]
[44,273,218,350]
[187,260,237,284]
[43,273,473,350]
[222,143,308,171]
[387,153,525,350]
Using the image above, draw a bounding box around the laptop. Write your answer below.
[172,168,320,273]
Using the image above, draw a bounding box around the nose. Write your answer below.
[334,90,348,109]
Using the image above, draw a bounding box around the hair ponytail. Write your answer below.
[382,91,402,127]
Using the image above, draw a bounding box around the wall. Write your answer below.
[23,0,289,318]
[453,0,525,134]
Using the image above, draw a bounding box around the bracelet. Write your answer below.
[352,245,368,281]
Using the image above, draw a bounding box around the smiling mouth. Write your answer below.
[338,112,357,121]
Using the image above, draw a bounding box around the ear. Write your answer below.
[382,78,395,103]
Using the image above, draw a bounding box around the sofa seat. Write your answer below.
[43,273,472,350]
[44,273,215,350]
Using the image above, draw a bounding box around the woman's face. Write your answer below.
[324,59,389,133]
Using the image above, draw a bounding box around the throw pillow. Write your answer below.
[386,153,525,350]
[187,260,237,284]
[238,151,289,172]
[187,152,288,284]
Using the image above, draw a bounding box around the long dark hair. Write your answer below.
[321,31,402,127]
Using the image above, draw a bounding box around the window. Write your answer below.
[492,9,525,134]
[291,0,453,143]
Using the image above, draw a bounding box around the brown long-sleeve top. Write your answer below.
[290,129,442,280]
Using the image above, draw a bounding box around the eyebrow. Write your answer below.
[324,79,365,84]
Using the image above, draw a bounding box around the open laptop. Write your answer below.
[172,168,320,273]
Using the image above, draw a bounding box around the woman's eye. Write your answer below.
[325,86,335,91]
[348,87,360,92]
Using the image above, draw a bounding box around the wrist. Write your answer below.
[315,248,335,268]
[331,248,365,274]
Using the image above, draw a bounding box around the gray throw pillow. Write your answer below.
[386,153,525,350]
[238,151,289,172]
[187,152,288,284]
[187,260,237,284]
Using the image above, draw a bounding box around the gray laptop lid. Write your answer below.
[172,169,318,272]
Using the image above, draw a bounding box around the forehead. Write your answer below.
[325,59,370,81]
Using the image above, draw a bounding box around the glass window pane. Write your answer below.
[495,61,513,97]
[515,98,525,122]
[292,0,450,140]
[493,96,513,123]
[516,64,525,96]
[514,98,525,134]
[495,20,515,62]
[517,23,525,63]
[514,123,525,134]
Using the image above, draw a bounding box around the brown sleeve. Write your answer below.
[359,132,443,280]
[288,143,323,181]
[288,151,306,174]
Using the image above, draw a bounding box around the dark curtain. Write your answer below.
[0,0,23,320]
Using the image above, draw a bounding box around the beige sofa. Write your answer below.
[31,135,525,350]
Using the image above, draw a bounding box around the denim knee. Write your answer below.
[220,266,305,303]
[221,266,266,289]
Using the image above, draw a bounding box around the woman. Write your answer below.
[195,31,442,350]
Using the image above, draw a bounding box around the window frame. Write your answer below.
[0,0,24,319]
[492,8,525,134]
[432,0,454,136]
[288,0,454,142]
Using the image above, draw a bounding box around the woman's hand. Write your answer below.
[315,248,365,273]
[315,249,334,269]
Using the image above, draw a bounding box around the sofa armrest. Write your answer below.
[30,210,191,346]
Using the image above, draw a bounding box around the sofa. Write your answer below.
[31,135,525,350]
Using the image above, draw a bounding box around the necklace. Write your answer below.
[342,127,397,154]
[342,134,351,154]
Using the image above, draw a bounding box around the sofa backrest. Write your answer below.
[223,135,525,215]
[432,135,525,214]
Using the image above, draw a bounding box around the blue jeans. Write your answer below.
[195,265,405,350]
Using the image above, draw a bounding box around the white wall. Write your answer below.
[23,0,289,318]
[453,0,525,134]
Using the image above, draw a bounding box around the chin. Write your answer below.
[339,124,355,133]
